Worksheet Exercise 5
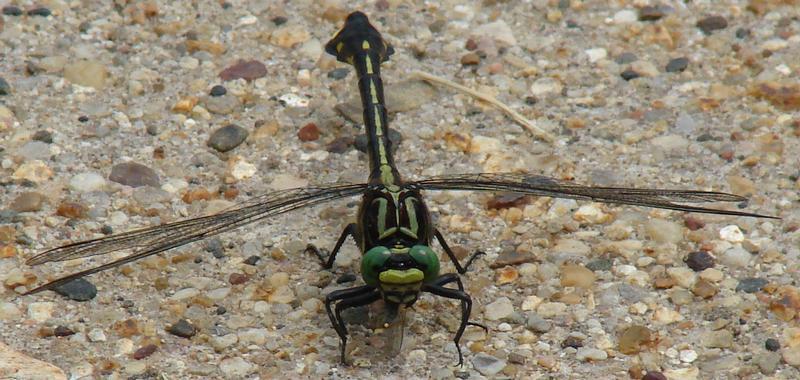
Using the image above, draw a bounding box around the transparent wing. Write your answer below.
[409,173,776,219]
[25,183,368,294]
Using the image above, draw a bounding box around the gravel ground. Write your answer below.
[1,1,799,379]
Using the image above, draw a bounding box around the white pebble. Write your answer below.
[679,349,698,363]
[720,246,751,268]
[613,10,638,24]
[585,48,607,63]
[576,347,608,361]
[719,225,744,243]
[537,302,567,318]
[88,328,107,342]
[522,295,543,311]
[69,172,106,192]
[0,302,22,320]
[497,322,513,332]
[169,288,199,301]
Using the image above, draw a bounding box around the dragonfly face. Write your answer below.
[361,244,440,305]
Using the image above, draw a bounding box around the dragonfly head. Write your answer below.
[362,245,440,305]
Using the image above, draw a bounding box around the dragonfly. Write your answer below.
[24,11,776,366]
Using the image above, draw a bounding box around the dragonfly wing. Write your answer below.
[409,173,776,219]
[25,183,368,294]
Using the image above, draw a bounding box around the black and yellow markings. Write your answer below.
[373,189,421,241]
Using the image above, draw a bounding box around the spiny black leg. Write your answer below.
[423,277,474,367]
[434,229,484,274]
[324,285,380,364]
[431,273,488,333]
[306,223,357,269]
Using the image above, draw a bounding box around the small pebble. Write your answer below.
[638,5,670,21]
[87,328,106,342]
[298,122,320,141]
[133,344,157,360]
[64,60,108,89]
[1,303,22,321]
[685,251,715,271]
[204,94,240,115]
[243,255,260,265]
[53,326,75,337]
[10,192,45,212]
[167,319,197,338]
[53,278,97,301]
[2,5,23,16]
[209,85,227,96]
[205,238,225,258]
[561,335,584,349]
[719,225,744,242]
[28,302,56,322]
[109,162,160,187]
[228,273,248,285]
[219,357,254,377]
[0,78,10,95]
[735,277,768,293]
[618,325,652,354]
[27,7,51,17]
[336,273,357,284]
[616,52,637,64]
[327,68,349,79]
[704,330,734,348]
[665,57,689,73]
[697,16,728,34]
[471,353,506,376]
[765,338,780,351]
[32,130,53,143]
[576,347,607,361]
[755,352,781,374]
[207,124,248,152]
[526,313,552,333]
[69,172,106,192]
[620,69,640,81]
[484,297,514,320]
[642,372,667,380]
[219,60,267,81]
[720,246,751,268]
[613,9,637,24]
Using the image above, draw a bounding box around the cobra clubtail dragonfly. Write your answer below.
[25,12,775,365]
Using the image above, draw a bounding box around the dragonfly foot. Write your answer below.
[467,321,488,333]
[462,250,485,272]
[304,244,331,268]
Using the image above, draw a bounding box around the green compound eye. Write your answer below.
[361,246,391,286]
[409,245,440,282]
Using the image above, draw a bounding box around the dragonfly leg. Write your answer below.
[423,273,474,367]
[434,229,485,274]
[306,223,357,269]
[325,285,380,364]
[431,273,488,332]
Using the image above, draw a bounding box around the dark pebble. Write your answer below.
[642,372,667,380]
[336,273,357,284]
[561,336,583,349]
[216,306,227,315]
[219,59,267,81]
[620,69,640,81]
[639,5,671,21]
[27,7,52,17]
[354,129,402,154]
[133,344,158,359]
[615,52,637,64]
[228,273,249,285]
[101,225,114,235]
[53,278,97,301]
[78,115,89,122]
[736,277,768,293]
[271,16,288,25]
[205,238,225,258]
[2,5,23,16]
[243,255,260,265]
[685,251,715,271]
[32,130,53,143]
[695,133,716,142]
[326,136,354,154]
[209,85,227,97]
[167,319,197,338]
[665,57,689,73]
[765,338,780,351]
[586,258,613,272]
[109,162,160,187]
[146,124,160,136]
[207,124,248,152]
[735,28,750,39]
[0,77,11,96]
[121,299,135,308]
[697,16,728,34]
[327,68,350,80]
[53,325,75,337]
